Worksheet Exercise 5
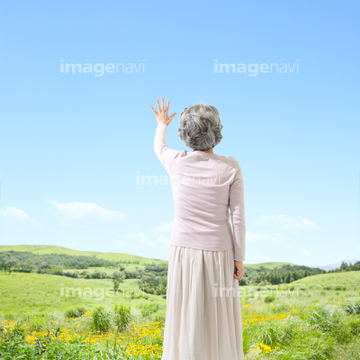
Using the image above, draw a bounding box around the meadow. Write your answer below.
[1,268,360,359]
[0,245,167,265]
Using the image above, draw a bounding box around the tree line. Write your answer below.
[0,251,119,274]
[328,261,360,273]
[1,250,359,292]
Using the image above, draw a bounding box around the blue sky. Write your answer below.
[0,0,359,266]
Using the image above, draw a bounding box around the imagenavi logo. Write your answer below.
[60,59,147,77]
[214,59,301,77]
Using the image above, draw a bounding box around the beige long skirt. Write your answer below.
[161,244,245,360]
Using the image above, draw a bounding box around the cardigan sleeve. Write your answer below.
[228,158,246,262]
[154,123,179,173]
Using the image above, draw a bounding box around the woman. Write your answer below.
[151,97,246,360]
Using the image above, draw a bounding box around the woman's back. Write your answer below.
[154,123,246,262]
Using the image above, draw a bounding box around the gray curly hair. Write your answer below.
[178,103,223,151]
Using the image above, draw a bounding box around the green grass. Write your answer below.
[292,270,360,287]
[1,265,359,319]
[330,336,360,359]
[0,272,165,317]
[1,253,360,359]
[0,244,295,270]
[238,271,360,359]
[0,245,167,264]
[245,262,297,270]
[64,265,148,274]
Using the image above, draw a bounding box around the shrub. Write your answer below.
[21,313,50,332]
[348,317,360,335]
[264,295,275,303]
[342,298,360,314]
[272,303,291,313]
[50,265,64,275]
[91,271,107,279]
[153,309,166,323]
[112,271,126,282]
[80,270,91,279]
[139,274,167,295]
[308,305,335,331]
[335,285,346,291]
[65,306,88,319]
[63,271,79,278]
[113,303,132,331]
[141,302,161,318]
[91,306,112,333]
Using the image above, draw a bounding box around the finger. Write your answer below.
[234,272,243,279]
[161,97,164,111]
[150,106,158,115]
[169,112,177,121]
[165,99,170,112]
[157,99,161,112]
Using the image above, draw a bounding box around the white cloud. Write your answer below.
[285,217,318,229]
[0,206,39,225]
[247,231,286,243]
[302,249,313,256]
[156,235,171,245]
[114,238,130,248]
[109,237,130,250]
[127,232,156,246]
[1,206,29,221]
[45,200,126,222]
[126,228,171,247]
[152,221,173,233]
[252,215,318,229]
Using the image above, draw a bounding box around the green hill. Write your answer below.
[1,270,359,318]
[0,245,167,264]
[245,261,297,270]
[291,269,360,287]
[0,244,295,269]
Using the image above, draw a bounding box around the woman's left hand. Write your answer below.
[234,261,245,281]
[151,97,177,126]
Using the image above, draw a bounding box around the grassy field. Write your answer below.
[1,269,360,359]
[246,261,297,270]
[0,272,164,316]
[0,245,167,264]
[63,265,150,274]
[0,244,295,270]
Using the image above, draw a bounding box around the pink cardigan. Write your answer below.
[154,123,246,262]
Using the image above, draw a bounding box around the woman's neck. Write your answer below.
[193,149,214,154]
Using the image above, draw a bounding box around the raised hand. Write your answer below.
[150,97,177,126]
